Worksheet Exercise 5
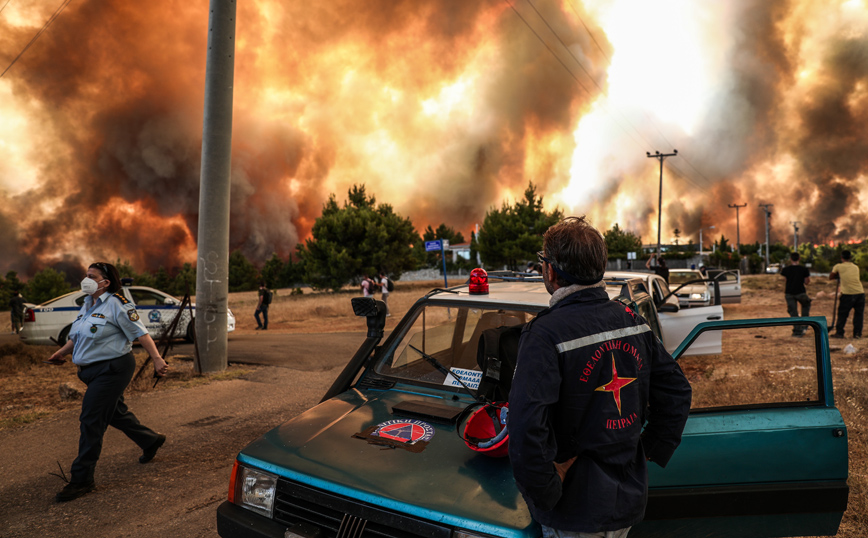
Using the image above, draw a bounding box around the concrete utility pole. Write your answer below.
[759,204,774,269]
[646,150,678,258]
[699,225,715,261]
[728,203,747,254]
[791,221,800,251]
[195,0,237,374]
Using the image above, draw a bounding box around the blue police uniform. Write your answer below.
[70,291,148,365]
[68,292,163,484]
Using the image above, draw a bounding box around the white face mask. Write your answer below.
[81,277,102,295]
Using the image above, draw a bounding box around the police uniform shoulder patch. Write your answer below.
[128,309,140,322]
[112,292,130,305]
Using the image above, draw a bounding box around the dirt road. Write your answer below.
[0,331,367,538]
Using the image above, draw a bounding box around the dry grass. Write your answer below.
[227,280,439,333]
[1,275,866,536]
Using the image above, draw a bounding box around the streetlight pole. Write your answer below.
[646,150,678,258]
[699,225,715,262]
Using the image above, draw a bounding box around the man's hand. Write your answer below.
[554,456,577,483]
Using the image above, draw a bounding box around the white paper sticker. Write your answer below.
[443,367,482,390]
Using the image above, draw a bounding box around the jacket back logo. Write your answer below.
[595,354,637,415]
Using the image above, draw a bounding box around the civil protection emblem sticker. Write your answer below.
[371,419,435,445]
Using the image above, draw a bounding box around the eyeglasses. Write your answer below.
[537,251,552,265]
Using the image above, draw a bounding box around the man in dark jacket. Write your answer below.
[780,252,811,337]
[509,216,692,537]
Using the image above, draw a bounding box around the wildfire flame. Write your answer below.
[1,0,867,277]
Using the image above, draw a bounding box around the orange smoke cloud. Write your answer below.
[1,0,867,280]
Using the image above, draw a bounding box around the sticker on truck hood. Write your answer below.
[353,419,434,453]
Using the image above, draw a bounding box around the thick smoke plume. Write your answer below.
[1,0,867,279]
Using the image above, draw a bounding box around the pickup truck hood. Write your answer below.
[237,387,535,533]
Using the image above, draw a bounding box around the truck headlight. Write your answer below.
[237,465,277,518]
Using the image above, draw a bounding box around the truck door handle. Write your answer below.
[707,316,722,320]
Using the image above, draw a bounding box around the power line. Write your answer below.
[0,0,12,16]
[510,0,714,195]
[561,0,716,190]
[0,0,72,79]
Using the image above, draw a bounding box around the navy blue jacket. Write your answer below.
[508,287,691,532]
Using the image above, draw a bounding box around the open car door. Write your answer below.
[647,276,723,356]
[634,317,849,538]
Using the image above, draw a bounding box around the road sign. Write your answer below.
[425,240,442,252]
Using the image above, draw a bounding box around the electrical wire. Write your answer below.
[0,0,73,79]
[511,0,712,193]
[563,0,716,189]
[0,0,12,16]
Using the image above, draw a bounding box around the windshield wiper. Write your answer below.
[408,344,478,399]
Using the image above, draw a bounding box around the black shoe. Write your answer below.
[56,480,95,502]
[262,327,267,330]
[791,333,804,338]
[831,333,845,339]
[140,434,166,464]
[255,326,262,330]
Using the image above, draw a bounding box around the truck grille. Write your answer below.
[274,479,450,538]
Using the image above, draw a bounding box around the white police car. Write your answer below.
[19,284,236,346]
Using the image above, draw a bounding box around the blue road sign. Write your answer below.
[425,240,442,252]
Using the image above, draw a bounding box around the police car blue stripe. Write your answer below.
[556,325,651,353]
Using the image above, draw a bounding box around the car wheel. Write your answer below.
[58,325,71,346]
[185,321,195,343]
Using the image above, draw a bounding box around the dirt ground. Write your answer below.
[0,276,865,537]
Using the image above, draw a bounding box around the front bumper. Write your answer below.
[218,501,321,538]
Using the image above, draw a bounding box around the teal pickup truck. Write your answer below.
[216,272,848,538]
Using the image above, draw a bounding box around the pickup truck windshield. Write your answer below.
[375,304,532,386]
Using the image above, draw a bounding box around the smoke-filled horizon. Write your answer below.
[2,0,867,278]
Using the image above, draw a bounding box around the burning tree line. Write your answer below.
[5,182,867,307]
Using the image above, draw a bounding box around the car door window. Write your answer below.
[678,324,820,410]
[129,289,166,306]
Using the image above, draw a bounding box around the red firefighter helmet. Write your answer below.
[459,402,509,457]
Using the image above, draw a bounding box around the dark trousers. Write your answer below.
[70,353,160,483]
[835,293,865,337]
[255,305,269,329]
[785,293,812,334]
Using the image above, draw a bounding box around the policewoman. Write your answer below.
[46,262,169,502]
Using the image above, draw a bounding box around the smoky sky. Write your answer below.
[1,0,867,280]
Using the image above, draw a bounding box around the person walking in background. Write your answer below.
[9,291,26,334]
[780,252,812,337]
[255,281,271,331]
[44,262,168,502]
[361,274,373,297]
[830,250,864,339]
[646,252,669,283]
[509,217,692,537]
[378,271,391,316]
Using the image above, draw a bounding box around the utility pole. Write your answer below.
[646,150,678,258]
[759,204,774,269]
[791,221,800,251]
[728,203,747,254]
[699,225,715,261]
[195,0,237,373]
